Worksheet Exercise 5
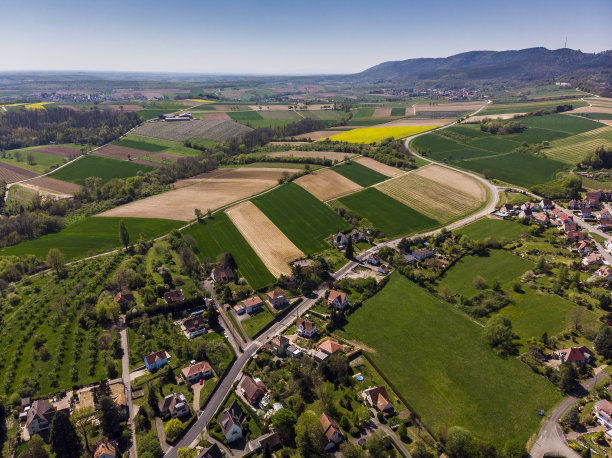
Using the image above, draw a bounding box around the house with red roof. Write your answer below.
[240,297,264,315]
[559,213,574,223]
[296,318,316,338]
[583,253,603,267]
[320,413,343,451]
[595,399,612,428]
[566,231,584,242]
[557,346,593,364]
[144,350,170,371]
[181,361,213,383]
[266,289,287,309]
[594,265,612,281]
[240,376,266,405]
[163,289,184,304]
[364,386,395,415]
[114,292,134,307]
[327,290,348,309]
[319,339,345,356]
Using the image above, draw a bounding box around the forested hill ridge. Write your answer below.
[348,47,612,94]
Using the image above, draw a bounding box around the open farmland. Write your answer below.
[377,118,455,127]
[294,169,362,201]
[99,167,293,221]
[95,144,150,160]
[325,126,435,144]
[479,99,587,116]
[49,155,155,184]
[0,148,71,175]
[114,137,166,152]
[225,201,303,277]
[291,130,346,140]
[0,162,37,183]
[132,119,252,142]
[544,126,612,164]
[331,160,388,187]
[354,157,403,177]
[26,176,82,195]
[454,217,528,241]
[0,217,182,260]
[413,101,486,113]
[377,165,486,223]
[268,151,355,161]
[200,112,232,120]
[182,213,275,289]
[337,188,438,237]
[336,274,561,446]
[32,145,80,157]
[252,183,349,254]
[373,108,392,117]
[115,134,202,157]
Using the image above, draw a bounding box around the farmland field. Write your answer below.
[49,155,155,184]
[252,183,349,254]
[0,217,182,260]
[268,151,355,161]
[336,188,438,237]
[95,144,150,160]
[182,213,275,289]
[454,217,527,241]
[0,162,37,183]
[354,157,403,177]
[324,126,435,144]
[26,176,82,195]
[479,99,587,115]
[331,161,388,187]
[336,274,561,446]
[544,126,612,164]
[132,119,252,142]
[32,145,80,157]
[114,137,167,152]
[301,110,345,121]
[294,169,362,201]
[116,135,202,157]
[226,201,304,277]
[0,148,69,174]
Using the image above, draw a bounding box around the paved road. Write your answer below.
[120,317,138,458]
[202,280,243,354]
[530,369,608,458]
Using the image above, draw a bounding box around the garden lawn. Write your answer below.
[336,274,561,446]
[336,188,437,238]
[0,217,182,260]
[241,307,275,339]
[454,217,527,242]
[331,161,388,187]
[182,214,275,290]
[49,155,155,184]
[251,183,349,254]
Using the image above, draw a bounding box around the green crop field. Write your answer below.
[353,108,375,118]
[520,113,602,134]
[337,274,561,446]
[479,99,587,115]
[252,183,349,254]
[454,217,528,241]
[0,149,68,174]
[138,109,171,121]
[117,134,202,157]
[228,111,264,122]
[114,137,167,152]
[260,111,301,121]
[242,308,275,338]
[0,217,182,260]
[331,161,388,187]
[302,110,345,121]
[390,107,406,116]
[576,113,612,121]
[336,188,438,237]
[544,126,612,164]
[49,155,155,184]
[181,214,275,290]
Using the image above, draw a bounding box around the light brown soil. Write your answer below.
[95,144,149,160]
[354,157,403,177]
[570,105,612,115]
[148,152,183,162]
[372,108,392,117]
[291,131,344,140]
[98,167,295,221]
[466,113,526,123]
[213,105,231,111]
[413,102,486,112]
[225,201,304,277]
[412,164,486,200]
[32,146,80,157]
[294,169,362,201]
[375,118,455,127]
[203,112,232,120]
[0,163,36,183]
[26,177,81,195]
[107,105,144,111]
[268,151,355,161]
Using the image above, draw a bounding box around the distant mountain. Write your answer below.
[348,47,612,93]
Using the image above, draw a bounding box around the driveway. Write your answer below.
[120,317,138,458]
[192,382,203,412]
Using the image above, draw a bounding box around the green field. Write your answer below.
[336,274,562,446]
[336,188,438,237]
[252,183,349,254]
[228,111,264,122]
[391,107,406,116]
[49,155,155,184]
[454,217,527,241]
[0,217,182,260]
[302,110,345,121]
[479,99,587,115]
[114,138,167,152]
[138,109,172,121]
[0,149,68,174]
[242,307,275,338]
[181,214,275,290]
[520,113,602,134]
[331,161,388,187]
[116,134,202,157]
[576,113,612,121]
[544,126,612,164]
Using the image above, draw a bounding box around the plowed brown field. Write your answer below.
[32,146,80,157]
[95,144,149,160]
[294,169,362,201]
[354,157,403,177]
[25,177,82,195]
[0,163,36,183]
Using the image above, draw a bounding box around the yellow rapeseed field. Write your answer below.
[323,126,436,144]
[25,102,52,110]
[185,98,216,103]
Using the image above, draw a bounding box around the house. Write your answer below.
[233,304,245,315]
[549,207,564,219]
[403,254,417,264]
[594,265,612,281]
[25,400,55,436]
[566,231,584,242]
[320,413,343,451]
[594,400,612,428]
[248,432,281,453]
[212,266,234,284]
[270,335,290,357]
[183,315,206,338]
[93,439,119,458]
[598,210,612,221]
[540,199,554,210]
[366,254,381,266]
[576,241,591,255]
[313,350,329,363]
[163,289,184,304]
[351,231,367,243]
[144,350,169,372]
[534,213,549,226]
[327,290,349,310]
[319,339,345,356]
[181,361,213,383]
[114,292,134,307]
[158,393,190,418]
[561,221,577,232]
[240,376,266,405]
[286,345,302,359]
[521,202,538,211]
[606,239,612,253]
[333,232,348,247]
[267,289,288,309]
[241,296,264,315]
[583,253,603,267]
[412,248,434,260]
[296,317,316,338]
[499,203,515,216]
[220,400,244,443]
[568,200,581,210]
[559,213,574,223]
[364,386,395,415]
[587,190,603,203]
[557,346,594,364]
[113,392,127,417]
[518,208,532,220]
[197,443,224,458]
[579,204,592,218]
[600,218,612,230]
[378,264,391,275]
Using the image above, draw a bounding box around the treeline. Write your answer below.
[360,138,417,169]
[480,118,526,135]
[579,146,612,170]
[0,108,141,149]
[531,174,582,199]
[518,104,573,118]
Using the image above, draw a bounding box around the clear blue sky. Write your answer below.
[2,0,610,74]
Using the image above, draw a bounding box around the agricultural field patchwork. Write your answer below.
[0,148,71,175]
[49,155,155,184]
[454,217,528,241]
[354,157,404,177]
[132,119,252,142]
[294,169,362,201]
[325,126,436,144]
[543,126,612,164]
[331,161,388,187]
[268,150,355,161]
[479,99,588,115]
[0,162,37,183]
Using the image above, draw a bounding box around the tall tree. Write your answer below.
[46,248,65,275]
[71,407,96,454]
[50,411,81,458]
[345,236,354,259]
[119,221,130,250]
[99,396,122,437]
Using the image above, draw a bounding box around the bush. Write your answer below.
[164,418,184,443]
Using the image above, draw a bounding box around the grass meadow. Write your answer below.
[454,217,528,241]
[50,155,155,184]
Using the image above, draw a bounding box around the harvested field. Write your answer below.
[25,177,81,195]
[294,169,362,201]
[377,118,454,127]
[0,163,36,183]
[268,151,355,161]
[570,105,612,115]
[373,108,392,117]
[99,167,294,221]
[225,201,303,277]
[354,157,403,177]
[203,112,232,120]
[466,113,526,123]
[107,105,144,111]
[131,119,252,142]
[291,130,344,140]
[414,164,486,200]
[32,146,80,157]
[148,152,183,162]
[95,144,149,160]
[414,102,485,112]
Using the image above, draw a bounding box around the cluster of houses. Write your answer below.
[232,289,289,316]
[333,230,371,249]
[114,287,185,308]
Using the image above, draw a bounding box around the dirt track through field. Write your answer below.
[412,164,486,200]
[373,108,392,117]
[268,151,355,161]
[354,157,403,177]
[225,201,304,277]
[26,177,81,195]
[95,144,149,160]
[294,169,362,200]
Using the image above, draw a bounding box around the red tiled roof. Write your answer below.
[267,289,286,300]
[182,361,212,378]
[145,350,168,366]
[328,290,346,304]
[319,339,344,355]
[559,346,593,362]
[297,318,315,333]
[320,413,342,442]
[243,296,263,308]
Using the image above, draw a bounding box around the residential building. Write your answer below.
[595,265,612,281]
[296,318,316,338]
[333,232,348,247]
[241,296,264,315]
[93,439,118,458]
[183,315,206,338]
[549,207,564,219]
[600,218,612,230]
[583,253,603,267]
[351,231,367,243]
[327,290,349,309]
[605,240,612,253]
[576,241,591,255]
[561,220,577,232]
[240,376,266,405]
[566,231,584,242]
[364,386,395,415]
[319,339,345,356]
[499,203,515,216]
[181,361,213,383]
[220,400,244,443]
[248,432,281,453]
[540,199,554,210]
[144,350,169,371]
[114,292,134,307]
[212,266,234,284]
[595,400,612,428]
[559,213,574,223]
[286,345,302,358]
[163,289,184,304]
[270,335,290,357]
[378,264,391,275]
[598,210,612,221]
[412,248,434,260]
[534,213,549,226]
[196,443,224,458]
[518,208,532,220]
[266,289,288,309]
[158,393,189,418]
[568,200,580,210]
[366,254,381,266]
[557,346,593,364]
[25,400,55,436]
[313,350,329,362]
[320,413,343,451]
[579,204,592,218]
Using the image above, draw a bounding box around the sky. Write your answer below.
[1,0,611,75]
